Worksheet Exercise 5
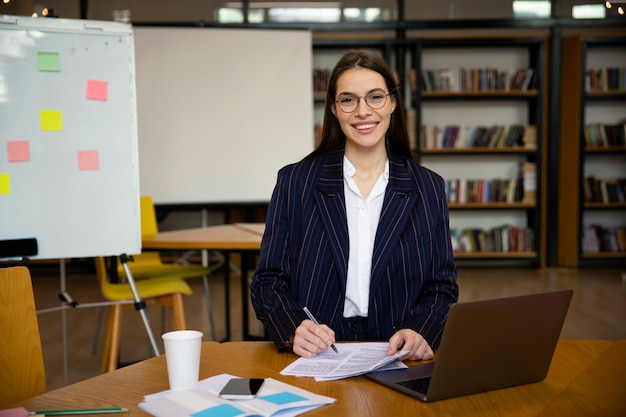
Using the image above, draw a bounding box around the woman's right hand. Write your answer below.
[292,319,336,358]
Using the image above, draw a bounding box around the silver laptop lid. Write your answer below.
[426,289,573,401]
[366,290,573,402]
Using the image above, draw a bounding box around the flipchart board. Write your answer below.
[0,15,141,260]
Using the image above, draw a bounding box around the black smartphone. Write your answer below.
[218,378,265,400]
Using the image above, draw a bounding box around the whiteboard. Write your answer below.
[133,27,313,205]
[0,15,141,260]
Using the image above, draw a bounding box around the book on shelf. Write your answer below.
[313,68,330,93]
[583,122,626,147]
[418,67,535,92]
[583,177,626,203]
[522,125,537,149]
[450,225,534,253]
[582,225,626,253]
[445,176,528,204]
[521,162,537,204]
[420,124,535,150]
[584,67,626,92]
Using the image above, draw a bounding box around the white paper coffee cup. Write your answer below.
[162,330,203,391]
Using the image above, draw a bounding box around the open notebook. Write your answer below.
[366,290,573,402]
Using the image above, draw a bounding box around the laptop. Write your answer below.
[366,289,573,402]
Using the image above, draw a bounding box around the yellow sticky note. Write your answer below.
[40,110,63,131]
[0,173,10,194]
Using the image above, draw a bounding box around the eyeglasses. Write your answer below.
[334,88,394,113]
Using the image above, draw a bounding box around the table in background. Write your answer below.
[15,340,626,417]
[142,223,265,341]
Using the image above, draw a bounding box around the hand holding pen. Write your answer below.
[303,307,339,354]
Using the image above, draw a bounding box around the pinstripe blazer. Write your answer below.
[251,149,458,350]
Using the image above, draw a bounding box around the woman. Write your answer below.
[250,49,458,361]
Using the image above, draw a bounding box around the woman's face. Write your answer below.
[332,67,395,153]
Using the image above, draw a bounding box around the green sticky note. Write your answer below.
[40,110,63,130]
[38,51,61,72]
[0,173,10,194]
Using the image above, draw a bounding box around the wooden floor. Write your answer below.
[27,260,626,392]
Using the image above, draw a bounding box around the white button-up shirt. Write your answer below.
[343,156,389,318]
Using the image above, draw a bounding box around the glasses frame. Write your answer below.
[334,88,397,113]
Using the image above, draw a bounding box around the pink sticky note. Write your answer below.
[0,407,29,417]
[78,150,100,171]
[87,79,108,101]
[7,141,30,162]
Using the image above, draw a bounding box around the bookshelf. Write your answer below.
[558,34,626,267]
[411,35,547,266]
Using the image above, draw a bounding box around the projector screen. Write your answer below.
[133,27,313,205]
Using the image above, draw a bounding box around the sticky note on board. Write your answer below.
[7,141,31,162]
[87,79,108,101]
[78,150,100,171]
[0,173,10,194]
[40,110,63,130]
[37,51,61,72]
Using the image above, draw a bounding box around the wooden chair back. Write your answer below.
[0,266,46,407]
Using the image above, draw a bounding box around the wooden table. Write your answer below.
[14,340,626,417]
[142,223,264,341]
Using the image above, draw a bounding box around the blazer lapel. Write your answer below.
[370,153,417,296]
[315,151,349,288]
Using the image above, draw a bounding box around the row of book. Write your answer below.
[584,67,626,92]
[420,124,537,149]
[313,68,331,93]
[451,225,535,253]
[445,171,536,204]
[414,67,536,93]
[583,122,626,147]
[582,225,626,253]
[583,177,626,203]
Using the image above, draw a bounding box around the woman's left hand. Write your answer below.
[387,329,434,361]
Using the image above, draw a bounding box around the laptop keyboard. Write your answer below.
[398,377,431,395]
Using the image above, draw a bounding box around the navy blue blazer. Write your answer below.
[251,149,458,350]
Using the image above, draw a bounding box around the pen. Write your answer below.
[29,408,129,415]
[303,306,339,354]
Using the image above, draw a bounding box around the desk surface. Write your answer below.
[142,224,264,251]
[15,340,625,417]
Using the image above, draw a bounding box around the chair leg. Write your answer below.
[102,305,122,373]
[202,275,217,340]
[171,294,186,330]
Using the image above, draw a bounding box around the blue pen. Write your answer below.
[303,306,339,354]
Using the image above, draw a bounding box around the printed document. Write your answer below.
[139,373,335,417]
[280,342,407,381]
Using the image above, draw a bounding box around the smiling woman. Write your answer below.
[250,49,459,361]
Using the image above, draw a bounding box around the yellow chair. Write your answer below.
[117,196,216,340]
[0,266,46,407]
[94,256,192,372]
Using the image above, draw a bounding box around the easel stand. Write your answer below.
[118,254,160,355]
[36,255,159,385]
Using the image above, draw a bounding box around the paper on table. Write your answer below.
[139,373,335,417]
[0,408,29,417]
[280,342,408,381]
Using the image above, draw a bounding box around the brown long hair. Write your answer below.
[306,49,412,160]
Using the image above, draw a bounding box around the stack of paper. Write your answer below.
[280,342,407,381]
[139,374,335,417]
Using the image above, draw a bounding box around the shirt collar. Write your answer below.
[343,155,390,182]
